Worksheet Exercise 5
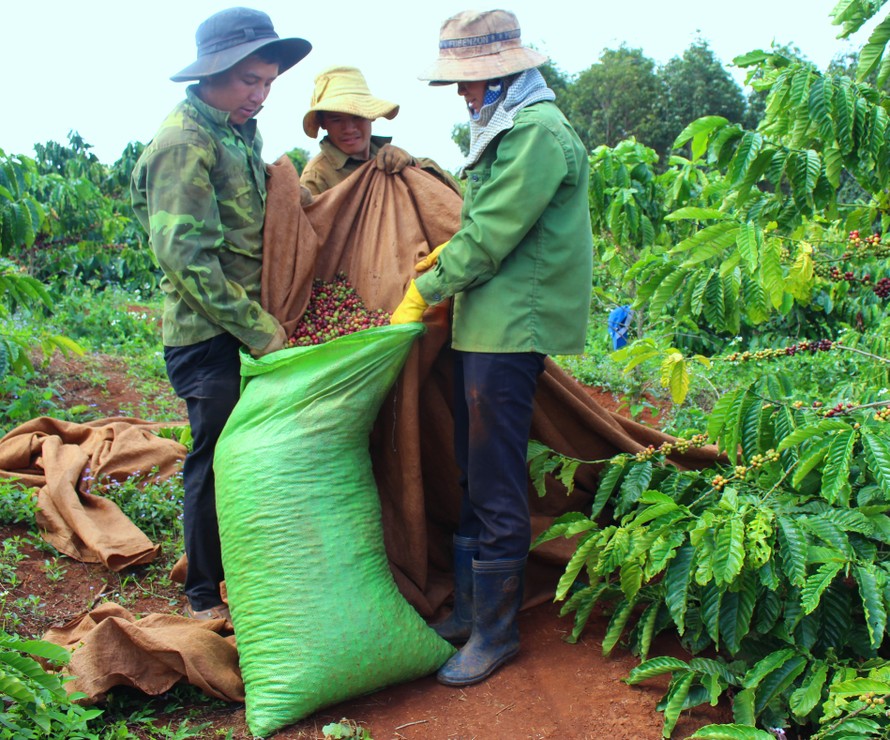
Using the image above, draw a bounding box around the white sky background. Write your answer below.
[2,0,880,172]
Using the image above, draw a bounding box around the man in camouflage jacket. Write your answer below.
[130,7,310,624]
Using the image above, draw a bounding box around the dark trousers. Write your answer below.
[453,350,546,561]
[164,333,242,611]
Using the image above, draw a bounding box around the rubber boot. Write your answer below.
[437,556,525,686]
[432,535,478,644]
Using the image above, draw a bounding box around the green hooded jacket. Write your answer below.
[415,101,593,355]
[131,86,280,351]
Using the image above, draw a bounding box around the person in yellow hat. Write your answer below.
[301,65,459,196]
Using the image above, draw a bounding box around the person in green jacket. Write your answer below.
[392,9,593,686]
[131,7,310,626]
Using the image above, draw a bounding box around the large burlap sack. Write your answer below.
[214,323,455,738]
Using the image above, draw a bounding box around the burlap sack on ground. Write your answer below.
[43,602,242,703]
[0,417,186,570]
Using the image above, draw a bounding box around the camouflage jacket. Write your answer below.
[301,135,460,196]
[131,86,280,350]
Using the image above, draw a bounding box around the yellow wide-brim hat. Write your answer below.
[418,9,548,85]
[302,66,399,138]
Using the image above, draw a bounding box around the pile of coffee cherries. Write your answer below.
[286,273,390,347]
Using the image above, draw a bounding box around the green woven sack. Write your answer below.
[214,324,454,738]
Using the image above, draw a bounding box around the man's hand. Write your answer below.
[299,185,313,207]
[376,144,415,174]
[414,241,449,273]
[390,280,428,324]
[251,324,287,358]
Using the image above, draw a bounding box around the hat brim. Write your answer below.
[303,97,399,138]
[171,37,312,82]
[419,47,548,85]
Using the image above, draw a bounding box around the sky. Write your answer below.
[2,0,879,172]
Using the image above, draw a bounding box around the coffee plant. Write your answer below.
[0,631,104,738]
[287,273,390,347]
[531,377,890,737]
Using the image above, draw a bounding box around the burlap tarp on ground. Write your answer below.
[0,417,185,570]
[0,158,717,704]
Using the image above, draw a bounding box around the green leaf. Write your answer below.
[626,656,691,684]
[778,516,808,587]
[690,657,740,686]
[662,671,695,738]
[804,516,851,557]
[602,598,635,657]
[735,222,761,274]
[688,726,776,740]
[635,600,661,659]
[862,432,890,497]
[834,81,856,154]
[0,637,70,665]
[789,661,828,719]
[664,207,729,221]
[661,351,691,404]
[739,396,766,463]
[703,270,727,329]
[713,519,746,587]
[590,460,625,520]
[777,419,852,451]
[531,511,595,548]
[629,496,681,530]
[728,132,765,186]
[801,561,844,615]
[555,532,600,601]
[707,390,741,446]
[821,429,856,506]
[854,563,887,650]
[830,677,890,695]
[823,145,844,188]
[857,14,890,82]
[664,544,695,634]
[682,227,741,267]
[649,267,690,317]
[620,560,643,602]
[742,648,797,690]
[616,460,653,517]
[701,582,723,648]
[0,649,66,698]
[718,573,757,655]
[780,439,831,488]
[732,687,756,726]
[670,222,739,255]
[760,237,784,309]
[673,116,729,151]
[753,654,807,716]
[563,583,602,643]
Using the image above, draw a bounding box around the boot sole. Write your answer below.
[436,646,519,687]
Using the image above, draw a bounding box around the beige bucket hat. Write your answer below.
[419,9,548,84]
[302,66,400,138]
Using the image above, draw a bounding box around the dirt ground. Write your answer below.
[7,354,731,739]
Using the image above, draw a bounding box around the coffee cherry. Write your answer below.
[286,273,390,347]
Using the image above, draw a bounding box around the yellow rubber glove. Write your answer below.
[390,280,428,324]
[414,241,449,273]
[375,144,415,174]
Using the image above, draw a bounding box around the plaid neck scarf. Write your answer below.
[462,67,556,174]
